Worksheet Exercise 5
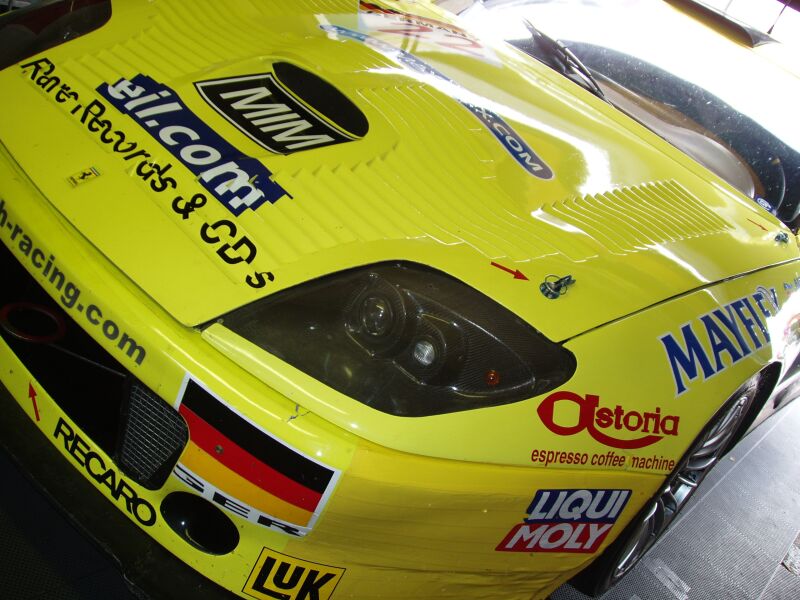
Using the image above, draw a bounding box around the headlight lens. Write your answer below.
[221,263,575,417]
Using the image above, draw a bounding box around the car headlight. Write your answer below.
[221,263,576,417]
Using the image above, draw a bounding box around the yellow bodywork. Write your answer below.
[1,1,799,599]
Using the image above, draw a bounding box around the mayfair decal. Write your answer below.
[195,70,362,155]
[660,287,777,396]
[497,489,630,553]
[537,391,679,449]
[173,377,340,537]
[243,548,345,600]
[320,24,553,179]
[54,417,156,526]
[98,74,290,215]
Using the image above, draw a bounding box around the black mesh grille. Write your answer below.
[117,380,188,490]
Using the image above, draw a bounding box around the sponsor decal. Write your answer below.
[660,288,777,396]
[53,417,156,526]
[497,489,630,553]
[67,166,100,186]
[243,548,345,600]
[359,1,497,61]
[530,448,676,472]
[19,58,277,290]
[195,70,361,155]
[173,377,339,537]
[98,74,289,215]
[320,24,553,179]
[538,391,679,449]
[0,198,147,364]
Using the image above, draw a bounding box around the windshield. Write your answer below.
[457,0,800,226]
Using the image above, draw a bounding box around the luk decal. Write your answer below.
[195,63,368,155]
[660,288,777,395]
[497,489,630,553]
[173,376,340,537]
[243,548,345,600]
[321,24,553,179]
[98,74,290,215]
[537,391,679,450]
[54,418,156,526]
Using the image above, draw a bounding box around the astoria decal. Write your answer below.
[98,74,289,215]
[497,489,630,553]
[537,391,679,449]
[660,287,777,396]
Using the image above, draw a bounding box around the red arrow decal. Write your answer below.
[491,261,528,280]
[28,382,40,422]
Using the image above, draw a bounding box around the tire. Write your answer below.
[572,374,763,597]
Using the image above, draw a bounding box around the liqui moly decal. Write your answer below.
[537,391,679,449]
[660,287,778,396]
[98,75,289,215]
[497,489,630,553]
[320,24,553,179]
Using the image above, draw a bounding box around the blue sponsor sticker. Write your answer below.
[98,75,289,215]
[660,287,778,395]
[321,25,553,179]
[524,489,630,524]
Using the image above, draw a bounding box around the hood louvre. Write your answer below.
[539,180,733,255]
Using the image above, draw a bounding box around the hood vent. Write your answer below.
[538,180,733,255]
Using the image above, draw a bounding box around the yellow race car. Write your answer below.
[1,1,799,599]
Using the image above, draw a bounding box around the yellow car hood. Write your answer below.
[0,0,794,341]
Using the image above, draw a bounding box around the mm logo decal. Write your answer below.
[497,489,630,553]
[244,548,345,600]
[98,74,289,215]
[195,64,367,155]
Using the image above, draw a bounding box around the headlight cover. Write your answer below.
[221,263,576,417]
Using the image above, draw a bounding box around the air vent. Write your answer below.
[539,180,732,255]
[117,379,188,490]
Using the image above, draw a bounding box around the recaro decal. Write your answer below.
[320,24,554,179]
[660,287,777,395]
[195,63,368,155]
[54,418,156,526]
[243,548,345,600]
[98,74,290,216]
[497,489,630,553]
[537,391,679,449]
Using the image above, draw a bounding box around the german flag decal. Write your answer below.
[173,377,339,537]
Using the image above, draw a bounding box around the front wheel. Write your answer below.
[573,375,763,596]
